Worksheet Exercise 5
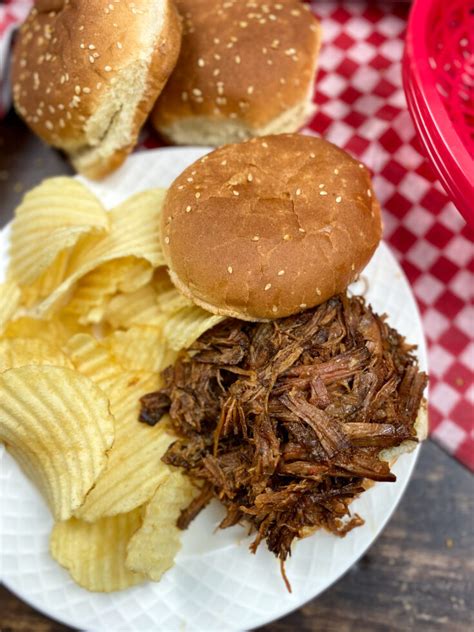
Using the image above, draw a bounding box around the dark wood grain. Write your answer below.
[1,112,473,632]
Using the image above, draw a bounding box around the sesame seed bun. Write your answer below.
[11,0,182,179]
[151,0,321,146]
[162,134,382,321]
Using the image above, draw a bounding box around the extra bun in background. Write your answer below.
[11,0,182,179]
[151,0,321,146]
[162,134,382,321]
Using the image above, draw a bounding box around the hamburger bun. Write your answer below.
[11,0,182,179]
[162,134,382,321]
[151,0,321,146]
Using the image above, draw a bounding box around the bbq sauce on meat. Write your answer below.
[139,294,427,564]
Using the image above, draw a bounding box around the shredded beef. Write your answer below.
[139,294,427,564]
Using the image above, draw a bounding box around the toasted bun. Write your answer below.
[11,0,182,179]
[151,0,321,146]
[162,134,382,321]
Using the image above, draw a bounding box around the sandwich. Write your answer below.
[138,133,428,583]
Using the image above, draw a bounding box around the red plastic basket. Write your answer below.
[403,0,474,226]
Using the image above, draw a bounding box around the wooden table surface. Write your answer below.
[1,112,473,632]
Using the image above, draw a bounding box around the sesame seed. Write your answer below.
[213,37,220,44]
[187,177,193,183]
[74,85,81,94]
[240,20,248,27]
[351,263,355,271]
[265,283,272,291]
[233,190,239,196]
[213,69,220,76]
[88,44,96,50]
[195,192,201,198]
[367,189,372,197]
[89,56,95,63]
[272,306,278,313]
[186,206,192,213]
[117,42,123,49]
[235,55,241,64]
[262,142,268,148]
[247,85,254,95]
[283,234,290,240]
[300,303,307,309]
[299,228,306,233]
[278,270,285,276]
[45,120,53,130]
[221,160,227,166]
[320,191,328,196]
[359,163,364,169]
[252,235,259,241]
[181,91,188,101]
[334,168,339,175]
[247,173,253,182]
[214,53,221,60]
[296,188,301,196]
[164,236,170,244]
[336,196,342,203]
[104,65,112,72]
[178,185,184,190]
[197,58,205,67]
[285,48,297,56]
[192,88,202,96]
[316,288,322,296]
[228,266,233,274]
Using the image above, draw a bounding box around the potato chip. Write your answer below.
[153,269,194,315]
[0,338,73,373]
[3,314,89,346]
[106,326,177,372]
[8,177,109,287]
[63,333,124,391]
[50,509,144,592]
[65,258,153,325]
[104,284,162,329]
[163,306,224,351]
[32,189,166,317]
[0,366,115,520]
[20,250,71,307]
[126,470,199,581]
[0,280,21,331]
[75,373,175,522]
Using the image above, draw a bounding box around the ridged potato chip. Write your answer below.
[32,189,166,317]
[0,338,73,373]
[153,270,194,315]
[75,373,174,522]
[104,284,163,329]
[65,258,153,325]
[0,366,115,520]
[163,306,224,351]
[20,250,71,307]
[8,177,109,287]
[3,314,88,345]
[50,509,144,592]
[106,326,178,372]
[126,470,199,581]
[63,333,124,391]
[0,280,21,331]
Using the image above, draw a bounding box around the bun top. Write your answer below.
[11,0,181,178]
[162,134,382,321]
[152,0,321,133]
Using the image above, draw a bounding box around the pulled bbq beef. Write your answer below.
[139,294,427,564]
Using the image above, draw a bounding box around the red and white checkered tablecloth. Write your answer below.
[1,1,473,470]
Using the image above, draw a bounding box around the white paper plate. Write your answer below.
[0,148,428,632]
